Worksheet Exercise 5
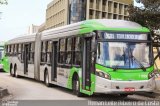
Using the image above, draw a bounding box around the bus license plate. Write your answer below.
[124,87,135,92]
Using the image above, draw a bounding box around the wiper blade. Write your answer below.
[129,49,146,72]
[113,63,120,71]
[113,48,126,71]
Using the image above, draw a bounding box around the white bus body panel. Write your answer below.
[95,76,156,94]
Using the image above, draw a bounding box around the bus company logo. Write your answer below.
[141,74,147,78]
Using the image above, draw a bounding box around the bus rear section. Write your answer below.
[0,46,4,71]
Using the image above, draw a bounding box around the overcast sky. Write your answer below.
[0,0,142,42]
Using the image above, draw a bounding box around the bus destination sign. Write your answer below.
[104,33,147,40]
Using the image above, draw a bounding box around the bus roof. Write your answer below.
[41,19,150,40]
[7,19,150,44]
[6,33,36,45]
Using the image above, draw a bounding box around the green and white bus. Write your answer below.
[0,42,9,72]
[6,19,155,97]
[0,43,4,71]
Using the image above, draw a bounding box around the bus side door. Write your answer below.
[82,37,92,91]
[51,41,58,81]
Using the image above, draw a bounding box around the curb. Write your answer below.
[0,87,9,98]
[135,90,160,98]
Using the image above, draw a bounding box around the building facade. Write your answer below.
[28,24,40,34]
[46,0,133,29]
[46,0,69,30]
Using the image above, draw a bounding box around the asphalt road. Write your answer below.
[0,72,160,101]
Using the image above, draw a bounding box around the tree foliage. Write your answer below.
[0,0,7,5]
[128,0,160,33]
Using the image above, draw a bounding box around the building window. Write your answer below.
[102,12,106,18]
[103,0,107,5]
[113,14,117,19]
[89,9,94,15]
[114,3,117,8]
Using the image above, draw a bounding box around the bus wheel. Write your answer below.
[10,65,14,77]
[72,76,82,97]
[14,66,19,78]
[44,71,51,87]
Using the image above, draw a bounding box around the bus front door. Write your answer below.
[24,44,29,74]
[51,42,58,81]
[82,37,92,91]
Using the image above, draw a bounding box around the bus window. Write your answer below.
[14,45,16,54]
[21,44,24,62]
[46,41,51,63]
[16,44,19,54]
[41,41,47,63]
[0,47,3,59]
[66,38,72,65]
[13,44,15,54]
[45,41,48,62]
[9,45,11,53]
[6,45,8,53]
[59,39,66,64]
[73,37,81,66]
[29,43,35,63]
[18,44,21,54]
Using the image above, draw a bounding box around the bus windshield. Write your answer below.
[0,47,4,60]
[97,32,152,69]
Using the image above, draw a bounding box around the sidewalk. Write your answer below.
[0,87,9,99]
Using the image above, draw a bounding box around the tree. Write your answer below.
[0,0,7,5]
[129,0,160,70]
[128,0,160,34]
[0,0,7,19]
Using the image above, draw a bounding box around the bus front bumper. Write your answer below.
[94,76,156,94]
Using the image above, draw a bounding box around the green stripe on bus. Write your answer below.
[96,64,154,81]
[79,20,150,34]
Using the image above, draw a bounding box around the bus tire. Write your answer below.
[44,70,51,87]
[72,75,82,97]
[14,65,19,78]
[10,64,14,77]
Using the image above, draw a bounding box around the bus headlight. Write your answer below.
[148,71,155,79]
[96,69,111,80]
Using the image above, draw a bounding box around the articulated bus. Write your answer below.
[6,19,155,97]
[0,42,9,72]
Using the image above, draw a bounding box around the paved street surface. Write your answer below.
[0,72,160,101]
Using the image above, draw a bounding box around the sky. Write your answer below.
[0,0,142,42]
[0,0,52,42]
